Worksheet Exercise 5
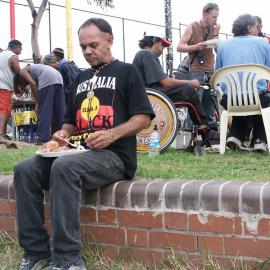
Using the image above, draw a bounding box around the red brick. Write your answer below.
[164,212,188,230]
[100,245,119,259]
[244,218,270,236]
[190,214,242,234]
[212,256,263,270]
[119,247,163,265]
[118,210,162,228]
[0,217,15,232]
[150,231,197,251]
[224,237,270,258]
[188,255,260,270]
[126,229,148,247]
[198,235,224,254]
[85,225,125,245]
[98,208,117,225]
[187,254,203,269]
[9,202,16,216]
[0,201,10,215]
[80,207,96,223]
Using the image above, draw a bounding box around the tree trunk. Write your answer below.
[26,0,113,63]
[27,0,48,63]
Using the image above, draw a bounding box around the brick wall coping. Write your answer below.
[1,174,270,217]
[3,175,270,266]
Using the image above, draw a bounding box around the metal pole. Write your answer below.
[164,0,173,77]
[48,1,52,52]
[122,18,126,62]
[10,0,15,39]
[179,22,182,63]
[66,0,73,60]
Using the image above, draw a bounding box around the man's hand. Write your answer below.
[52,129,70,146]
[85,129,114,149]
[196,42,208,51]
[190,79,201,90]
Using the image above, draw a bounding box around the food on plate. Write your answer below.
[203,38,222,48]
[38,140,85,154]
[72,141,85,150]
[42,140,59,152]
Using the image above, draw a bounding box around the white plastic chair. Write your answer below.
[210,64,270,154]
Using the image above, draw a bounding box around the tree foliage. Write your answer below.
[87,0,114,9]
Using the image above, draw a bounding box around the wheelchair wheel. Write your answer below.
[137,88,179,153]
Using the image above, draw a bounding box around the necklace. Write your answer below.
[200,20,210,41]
[86,59,115,128]
[87,58,115,99]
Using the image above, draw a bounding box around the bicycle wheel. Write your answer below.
[137,88,179,153]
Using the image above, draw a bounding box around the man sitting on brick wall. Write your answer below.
[14,17,154,270]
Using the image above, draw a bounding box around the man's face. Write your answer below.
[78,24,113,67]
[204,10,219,27]
[12,45,22,55]
[155,40,166,57]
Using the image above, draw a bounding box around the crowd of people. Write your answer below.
[0,2,270,269]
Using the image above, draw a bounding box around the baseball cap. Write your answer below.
[144,30,171,47]
[52,47,64,57]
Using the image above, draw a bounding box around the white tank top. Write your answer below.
[0,50,17,91]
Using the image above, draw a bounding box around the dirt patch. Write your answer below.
[0,140,33,149]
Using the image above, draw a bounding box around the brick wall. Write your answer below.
[1,175,270,268]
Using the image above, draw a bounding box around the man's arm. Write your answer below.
[52,123,76,145]
[19,66,38,101]
[159,77,201,90]
[9,55,21,73]
[85,114,151,149]
[177,24,207,53]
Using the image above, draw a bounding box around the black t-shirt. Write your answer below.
[132,49,167,87]
[64,60,155,179]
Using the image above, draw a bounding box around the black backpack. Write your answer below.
[60,61,81,95]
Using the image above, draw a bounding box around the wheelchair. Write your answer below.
[136,84,220,154]
[136,88,179,153]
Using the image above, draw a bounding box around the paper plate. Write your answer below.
[36,149,89,157]
[204,38,222,48]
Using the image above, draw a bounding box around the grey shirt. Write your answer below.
[30,64,63,90]
[0,50,16,91]
[132,49,166,87]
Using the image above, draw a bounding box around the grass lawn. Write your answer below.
[0,145,270,181]
[1,231,267,270]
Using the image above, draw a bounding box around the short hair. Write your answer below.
[232,14,257,36]
[254,16,262,25]
[42,53,58,65]
[8,39,22,48]
[53,48,64,59]
[14,72,28,95]
[78,17,113,35]
[138,36,156,49]
[203,2,219,13]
